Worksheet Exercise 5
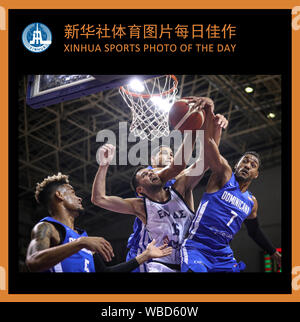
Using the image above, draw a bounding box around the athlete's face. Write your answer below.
[56,184,84,215]
[235,154,259,182]
[135,168,163,194]
[151,147,174,168]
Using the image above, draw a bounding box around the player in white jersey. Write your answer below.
[91,143,199,272]
[142,182,194,271]
[126,146,177,272]
[91,98,229,272]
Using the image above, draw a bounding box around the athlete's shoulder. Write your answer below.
[31,220,57,240]
[36,218,65,244]
[32,220,51,232]
[251,195,258,209]
[247,194,258,219]
[130,197,147,224]
[247,192,257,202]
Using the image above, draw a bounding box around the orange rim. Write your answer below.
[120,75,178,98]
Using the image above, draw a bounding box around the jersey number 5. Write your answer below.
[172,223,180,236]
[84,259,90,272]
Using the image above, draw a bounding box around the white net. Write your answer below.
[119,75,178,141]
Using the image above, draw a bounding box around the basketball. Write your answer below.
[168,99,205,132]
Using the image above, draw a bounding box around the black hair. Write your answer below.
[130,166,147,192]
[241,151,261,167]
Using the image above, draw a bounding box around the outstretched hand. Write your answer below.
[183,96,215,114]
[80,236,115,262]
[182,96,215,131]
[145,239,173,259]
[214,113,228,130]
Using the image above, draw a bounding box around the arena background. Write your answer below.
[17,74,282,272]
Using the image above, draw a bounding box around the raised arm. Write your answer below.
[91,144,146,223]
[202,104,232,192]
[174,112,229,195]
[157,131,195,184]
[157,97,213,185]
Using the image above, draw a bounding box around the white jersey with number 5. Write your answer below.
[144,187,194,265]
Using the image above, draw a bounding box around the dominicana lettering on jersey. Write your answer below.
[220,190,250,215]
[188,173,254,247]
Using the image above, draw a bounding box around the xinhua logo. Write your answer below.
[22,22,52,53]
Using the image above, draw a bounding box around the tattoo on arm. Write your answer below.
[27,222,53,256]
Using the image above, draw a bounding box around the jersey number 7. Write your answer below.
[227,210,238,227]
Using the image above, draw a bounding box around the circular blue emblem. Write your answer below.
[22,23,52,53]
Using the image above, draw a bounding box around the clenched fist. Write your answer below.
[96,144,116,166]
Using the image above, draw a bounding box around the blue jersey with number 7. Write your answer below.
[188,173,254,248]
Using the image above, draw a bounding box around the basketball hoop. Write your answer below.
[119,75,178,141]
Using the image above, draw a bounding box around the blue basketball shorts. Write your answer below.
[180,240,246,273]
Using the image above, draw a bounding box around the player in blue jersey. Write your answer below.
[126,146,177,272]
[181,103,281,272]
[26,173,172,272]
